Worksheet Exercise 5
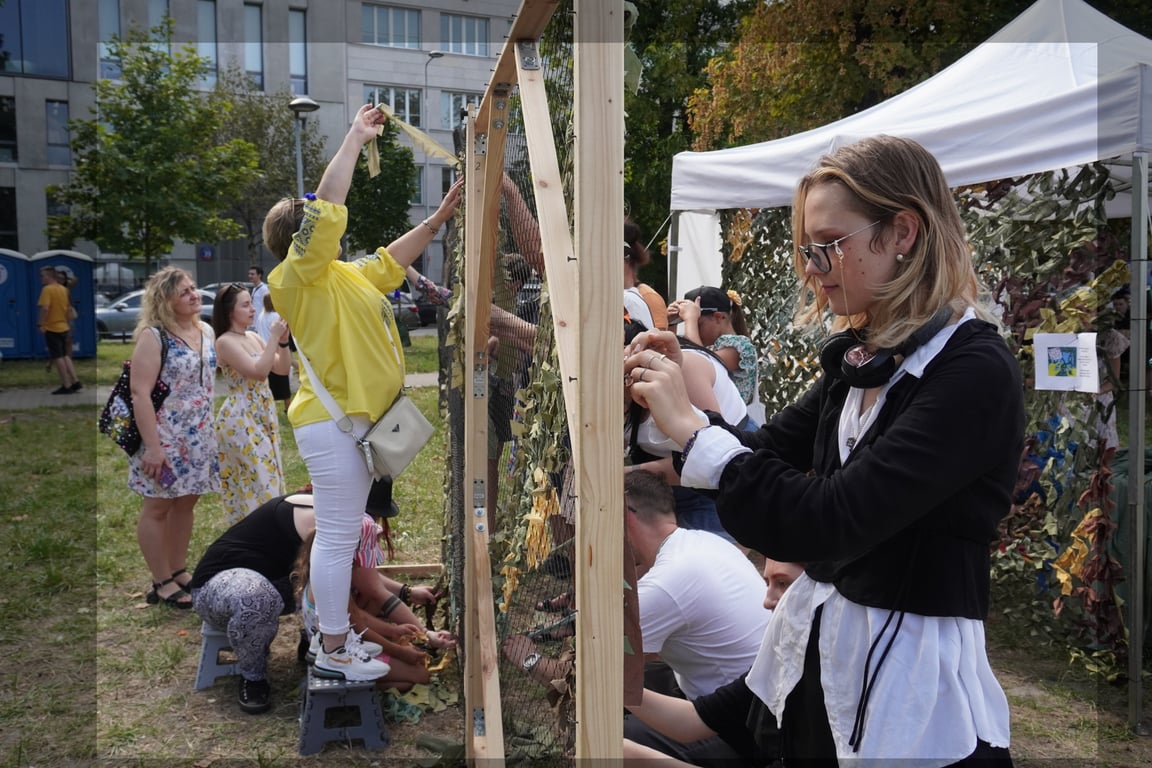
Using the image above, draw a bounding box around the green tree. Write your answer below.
[343,120,418,254]
[624,1,757,297]
[47,21,258,273]
[212,65,326,264]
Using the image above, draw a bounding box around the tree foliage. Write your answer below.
[211,66,326,263]
[688,0,1033,150]
[343,120,418,254]
[47,21,258,273]
[624,0,757,296]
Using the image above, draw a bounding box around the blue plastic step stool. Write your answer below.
[298,667,389,755]
[194,621,238,690]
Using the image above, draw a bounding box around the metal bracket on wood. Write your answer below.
[517,41,541,70]
[474,133,487,156]
[472,365,488,398]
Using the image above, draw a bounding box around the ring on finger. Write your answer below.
[635,367,646,383]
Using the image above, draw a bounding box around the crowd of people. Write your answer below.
[105,107,1056,764]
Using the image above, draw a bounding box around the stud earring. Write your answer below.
[895,252,907,263]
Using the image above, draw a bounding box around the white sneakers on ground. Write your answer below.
[310,628,390,681]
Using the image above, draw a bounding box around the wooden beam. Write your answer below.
[475,0,561,129]
[514,40,581,426]
[573,0,625,763]
[462,108,507,765]
[374,563,444,579]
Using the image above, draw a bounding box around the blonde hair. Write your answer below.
[262,197,305,262]
[133,267,194,340]
[791,136,996,349]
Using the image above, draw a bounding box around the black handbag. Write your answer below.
[98,329,170,456]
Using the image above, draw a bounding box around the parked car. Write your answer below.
[96,289,216,339]
[200,281,253,297]
[389,291,422,332]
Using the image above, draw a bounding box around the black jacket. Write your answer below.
[713,320,1023,620]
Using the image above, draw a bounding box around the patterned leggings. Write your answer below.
[191,568,284,681]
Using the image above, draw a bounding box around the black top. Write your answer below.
[693,673,779,765]
[190,495,305,613]
[712,320,1024,619]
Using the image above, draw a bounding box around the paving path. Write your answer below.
[0,371,439,411]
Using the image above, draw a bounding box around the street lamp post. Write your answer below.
[422,51,444,240]
[289,95,320,198]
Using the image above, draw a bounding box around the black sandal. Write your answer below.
[171,568,193,592]
[146,577,192,609]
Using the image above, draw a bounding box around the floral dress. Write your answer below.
[214,353,285,524]
[712,333,759,404]
[128,324,220,498]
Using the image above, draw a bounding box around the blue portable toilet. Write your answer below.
[0,249,33,359]
[30,250,97,359]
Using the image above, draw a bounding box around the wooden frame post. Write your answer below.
[573,0,625,762]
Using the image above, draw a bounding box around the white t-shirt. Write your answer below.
[639,527,770,699]
[250,281,269,328]
[624,287,655,329]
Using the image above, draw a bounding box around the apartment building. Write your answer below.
[0,0,519,284]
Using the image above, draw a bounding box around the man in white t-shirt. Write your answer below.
[248,265,269,329]
[626,469,768,700]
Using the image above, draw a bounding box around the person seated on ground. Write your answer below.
[623,559,805,767]
[295,514,456,691]
[503,471,768,702]
[188,492,317,714]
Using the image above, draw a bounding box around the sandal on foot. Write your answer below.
[535,592,572,613]
[171,567,193,592]
[146,577,192,609]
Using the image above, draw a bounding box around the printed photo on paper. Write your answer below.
[1033,332,1099,393]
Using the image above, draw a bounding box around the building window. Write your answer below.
[98,0,120,79]
[149,0,169,26]
[362,4,420,49]
[197,0,217,88]
[440,91,479,129]
[289,10,307,95]
[364,85,421,128]
[440,14,488,57]
[0,98,16,163]
[0,0,71,78]
[441,167,457,197]
[0,188,16,251]
[411,171,422,206]
[46,100,70,166]
[244,3,263,90]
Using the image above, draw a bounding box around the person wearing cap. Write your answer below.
[670,285,763,426]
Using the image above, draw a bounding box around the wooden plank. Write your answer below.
[374,563,444,578]
[463,105,507,765]
[572,1,625,763]
[514,41,581,427]
[474,0,561,129]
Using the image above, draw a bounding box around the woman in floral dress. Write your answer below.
[128,267,221,608]
[212,283,292,525]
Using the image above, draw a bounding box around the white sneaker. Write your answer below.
[313,631,390,681]
[306,629,383,664]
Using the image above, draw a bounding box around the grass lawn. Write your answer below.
[1,332,1151,764]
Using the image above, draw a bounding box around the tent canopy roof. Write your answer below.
[670,0,1152,211]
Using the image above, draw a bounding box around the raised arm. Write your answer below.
[315,103,385,206]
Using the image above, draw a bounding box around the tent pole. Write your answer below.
[668,211,681,304]
[1128,150,1148,735]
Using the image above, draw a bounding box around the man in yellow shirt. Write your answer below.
[37,265,80,394]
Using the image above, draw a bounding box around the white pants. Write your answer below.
[293,415,373,637]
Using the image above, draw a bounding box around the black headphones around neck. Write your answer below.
[818,307,954,388]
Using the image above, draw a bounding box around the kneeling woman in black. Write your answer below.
[189,493,315,714]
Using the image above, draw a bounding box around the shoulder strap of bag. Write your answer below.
[295,305,407,437]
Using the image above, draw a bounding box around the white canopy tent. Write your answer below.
[668,0,1150,730]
